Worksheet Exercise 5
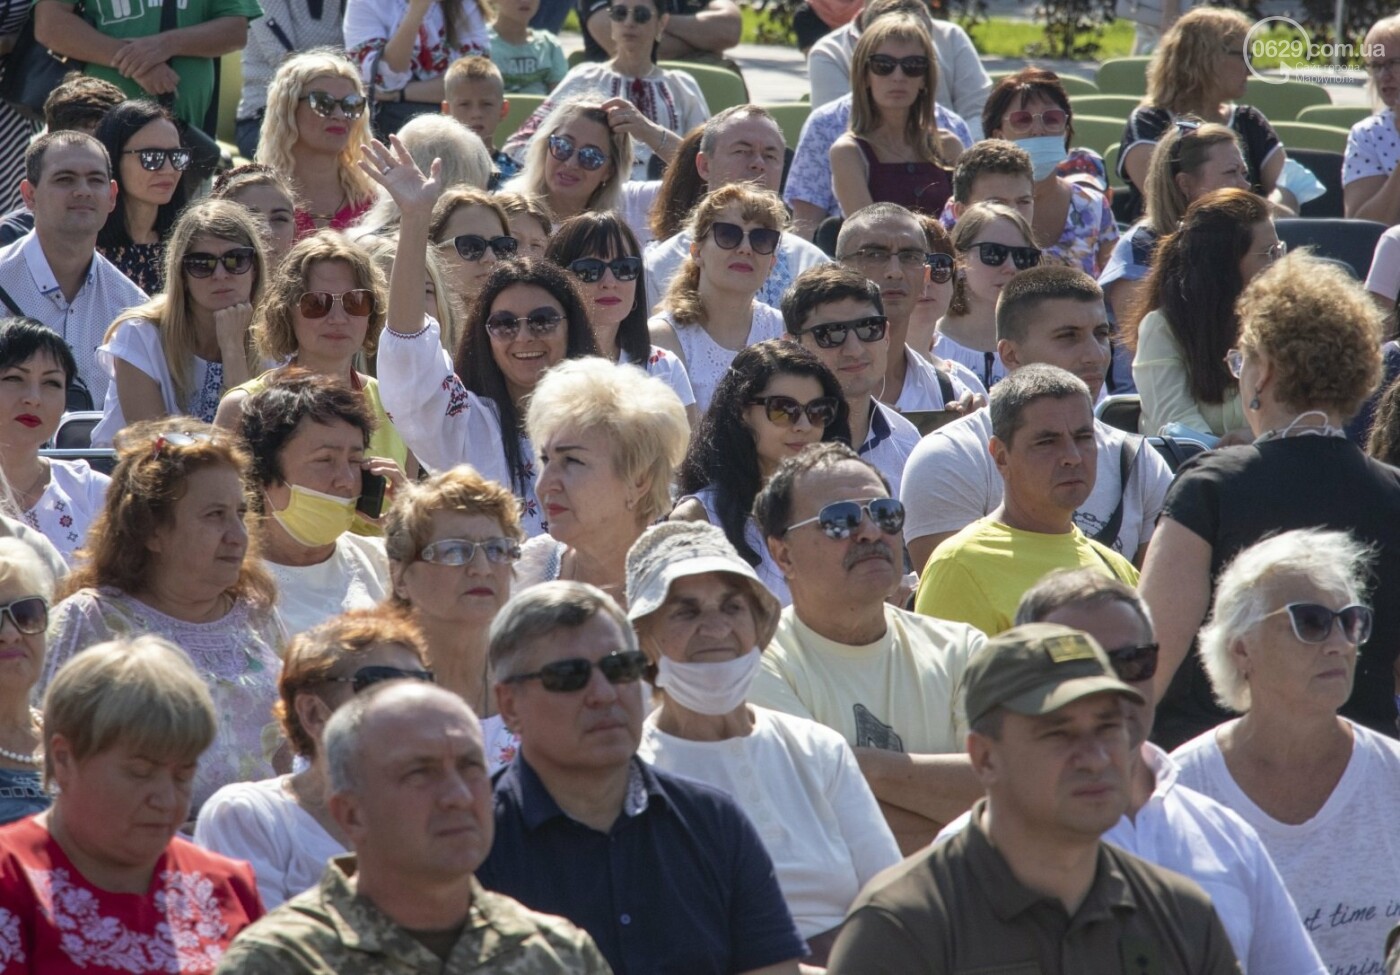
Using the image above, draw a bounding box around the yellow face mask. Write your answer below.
[270,484,357,547]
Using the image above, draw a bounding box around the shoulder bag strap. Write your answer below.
[1089,435,1143,548]
[0,282,25,317]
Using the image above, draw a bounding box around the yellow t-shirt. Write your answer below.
[914,518,1139,637]
[749,604,985,755]
[229,371,409,471]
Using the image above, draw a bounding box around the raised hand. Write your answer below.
[357,134,443,220]
[599,96,666,150]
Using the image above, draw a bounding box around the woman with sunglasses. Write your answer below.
[1139,253,1400,757]
[94,100,191,295]
[673,340,849,607]
[428,186,518,305]
[1122,188,1278,442]
[91,200,267,448]
[933,201,1040,391]
[196,610,431,908]
[830,15,960,218]
[502,98,639,226]
[502,0,707,182]
[0,538,57,827]
[496,191,554,259]
[650,184,788,413]
[258,51,378,237]
[211,164,301,270]
[1170,529,1400,975]
[546,210,697,424]
[908,214,983,399]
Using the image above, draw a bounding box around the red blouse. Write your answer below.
[293,198,373,239]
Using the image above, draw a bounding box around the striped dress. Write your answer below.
[0,0,38,212]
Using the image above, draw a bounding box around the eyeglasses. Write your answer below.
[150,430,215,459]
[322,665,436,695]
[502,649,649,692]
[0,596,48,635]
[298,289,375,319]
[122,148,192,172]
[707,221,781,255]
[608,3,654,22]
[841,246,928,269]
[746,394,840,427]
[485,307,565,340]
[1001,109,1069,134]
[972,241,1041,269]
[1106,643,1159,683]
[1366,57,1400,76]
[925,252,954,283]
[446,234,518,262]
[182,247,256,278]
[569,256,642,283]
[419,537,522,566]
[1224,348,1245,378]
[299,90,368,120]
[1256,241,1287,263]
[794,315,888,349]
[548,134,609,171]
[867,54,929,77]
[1258,603,1373,646]
[784,498,905,539]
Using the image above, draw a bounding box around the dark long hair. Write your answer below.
[544,211,651,364]
[647,127,705,242]
[95,100,189,250]
[676,340,850,566]
[453,258,601,494]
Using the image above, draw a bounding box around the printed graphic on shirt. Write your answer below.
[854,703,904,752]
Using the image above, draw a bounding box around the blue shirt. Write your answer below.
[477,755,805,975]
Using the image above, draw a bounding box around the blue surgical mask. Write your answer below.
[1016,135,1069,181]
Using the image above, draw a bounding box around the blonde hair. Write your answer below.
[444,53,504,99]
[355,234,464,355]
[106,199,267,409]
[662,184,788,326]
[495,190,555,236]
[1143,121,1242,236]
[257,49,376,210]
[0,537,54,602]
[502,97,632,214]
[947,201,1038,316]
[253,231,388,363]
[1145,8,1253,114]
[1365,15,1400,108]
[850,15,945,165]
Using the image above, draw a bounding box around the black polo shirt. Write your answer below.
[476,754,805,975]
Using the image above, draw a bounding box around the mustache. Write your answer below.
[844,541,894,569]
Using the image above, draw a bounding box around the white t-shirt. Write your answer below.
[899,409,1172,558]
[1342,109,1400,186]
[1366,224,1400,304]
[91,318,226,447]
[651,302,786,413]
[1172,719,1400,975]
[893,345,973,412]
[266,534,390,637]
[618,344,696,408]
[194,775,345,910]
[22,459,109,567]
[639,706,901,939]
[931,332,1006,393]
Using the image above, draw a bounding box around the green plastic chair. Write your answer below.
[501,93,547,145]
[1067,115,1125,160]
[989,70,1099,96]
[1271,120,1349,154]
[1298,104,1373,129]
[757,103,811,149]
[658,60,748,114]
[1095,57,1152,95]
[1071,94,1142,122]
[1242,78,1330,121]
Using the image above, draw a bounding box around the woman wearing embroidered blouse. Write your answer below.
[830,14,961,218]
[258,50,378,237]
[648,184,788,413]
[196,610,431,908]
[0,321,108,567]
[503,98,637,225]
[0,636,264,970]
[92,201,267,449]
[41,420,283,815]
[1344,15,1400,222]
[502,0,707,181]
[94,100,190,295]
[628,520,900,965]
[0,538,56,826]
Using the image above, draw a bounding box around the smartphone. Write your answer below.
[356,470,388,519]
[903,408,965,437]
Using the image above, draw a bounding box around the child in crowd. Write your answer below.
[443,56,521,181]
[943,138,1035,227]
[488,0,568,94]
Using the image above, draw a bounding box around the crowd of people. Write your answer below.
[3,0,1400,971]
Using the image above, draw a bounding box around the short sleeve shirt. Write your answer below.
[488,27,568,94]
[1344,109,1400,186]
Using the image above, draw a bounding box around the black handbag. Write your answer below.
[0,2,85,124]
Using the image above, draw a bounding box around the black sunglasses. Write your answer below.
[608,3,654,22]
[447,234,518,262]
[1107,643,1159,684]
[1260,603,1373,646]
[182,247,256,278]
[122,147,192,172]
[485,307,565,340]
[708,221,781,255]
[0,596,47,635]
[548,134,608,171]
[925,252,954,283]
[795,315,888,349]
[973,242,1041,270]
[502,649,649,692]
[747,394,839,428]
[569,256,642,283]
[784,498,905,539]
[323,665,436,694]
[419,537,522,566]
[867,54,929,77]
[300,90,368,120]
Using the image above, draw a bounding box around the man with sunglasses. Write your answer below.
[477,582,806,975]
[751,443,986,853]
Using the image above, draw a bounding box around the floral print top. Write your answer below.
[1052,180,1118,277]
[98,240,165,295]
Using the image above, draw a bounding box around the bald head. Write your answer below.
[324,682,482,795]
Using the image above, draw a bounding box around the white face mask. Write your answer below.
[654,647,762,716]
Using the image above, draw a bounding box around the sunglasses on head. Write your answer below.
[1002,108,1069,134]
[747,394,839,428]
[548,134,609,171]
[150,430,215,459]
[0,596,47,635]
[973,241,1041,270]
[300,90,367,120]
[298,289,375,319]
[608,3,654,22]
[485,307,565,340]
[323,665,436,695]
[795,315,888,349]
[419,537,522,566]
[447,233,518,262]
[569,256,642,283]
[122,147,192,172]
[784,498,905,539]
[925,252,954,283]
[708,221,781,255]
[502,649,649,692]
[867,54,929,77]
[1259,603,1373,646]
[1106,643,1159,684]
[182,247,256,278]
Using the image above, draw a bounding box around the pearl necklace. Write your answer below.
[0,709,42,766]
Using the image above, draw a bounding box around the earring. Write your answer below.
[1249,395,1261,410]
